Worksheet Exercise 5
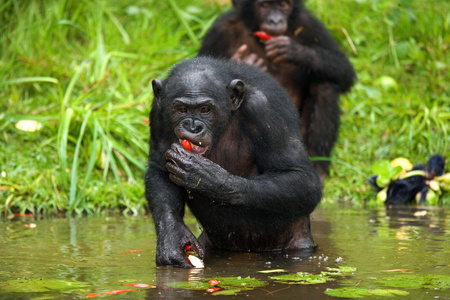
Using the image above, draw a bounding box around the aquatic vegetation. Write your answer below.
[270,272,333,285]
[166,276,266,295]
[0,278,88,293]
[324,287,409,298]
[376,274,450,290]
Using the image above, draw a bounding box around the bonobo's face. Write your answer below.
[152,61,245,157]
[169,93,218,156]
[255,0,293,36]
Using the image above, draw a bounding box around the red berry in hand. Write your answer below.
[253,31,274,41]
[182,139,192,151]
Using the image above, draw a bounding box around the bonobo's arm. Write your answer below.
[264,12,355,92]
[145,162,204,268]
[165,142,322,216]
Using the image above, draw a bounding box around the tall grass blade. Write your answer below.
[68,109,92,211]
[57,108,74,187]
[0,77,59,85]
[167,0,199,46]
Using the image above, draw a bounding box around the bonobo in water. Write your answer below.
[198,0,356,180]
[145,57,322,268]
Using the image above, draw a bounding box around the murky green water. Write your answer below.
[1,205,449,299]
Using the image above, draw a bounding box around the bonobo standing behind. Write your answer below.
[145,57,322,268]
[199,0,356,180]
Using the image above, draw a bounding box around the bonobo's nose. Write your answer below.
[182,119,204,134]
[269,15,284,26]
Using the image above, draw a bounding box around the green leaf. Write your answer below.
[369,289,409,296]
[372,160,395,187]
[372,160,392,177]
[324,288,409,298]
[0,279,88,293]
[324,288,371,298]
[376,275,450,290]
[270,272,332,285]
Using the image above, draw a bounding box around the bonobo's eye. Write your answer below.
[260,1,270,9]
[278,1,290,9]
[177,106,187,114]
[200,106,211,114]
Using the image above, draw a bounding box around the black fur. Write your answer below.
[145,57,322,268]
[198,0,356,179]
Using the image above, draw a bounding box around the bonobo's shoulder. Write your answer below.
[210,10,244,30]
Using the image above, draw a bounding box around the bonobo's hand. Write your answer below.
[165,143,245,204]
[231,44,267,71]
[265,36,310,65]
[156,221,204,268]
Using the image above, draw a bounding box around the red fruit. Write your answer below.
[206,287,221,293]
[184,245,193,251]
[86,293,101,298]
[120,250,142,254]
[103,289,136,295]
[208,279,220,286]
[182,139,192,151]
[253,31,274,41]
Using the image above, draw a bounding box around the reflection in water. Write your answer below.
[0,206,449,299]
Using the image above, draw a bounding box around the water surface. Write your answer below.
[0,205,449,299]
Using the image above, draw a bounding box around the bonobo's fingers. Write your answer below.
[231,44,248,62]
[242,53,259,65]
[265,36,291,61]
[189,238,205,259]
[254,57,267,71]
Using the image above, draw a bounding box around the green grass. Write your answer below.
[0,0,449,215]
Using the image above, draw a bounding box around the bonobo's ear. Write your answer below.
[229,79,245,111]
[152,79,163,103]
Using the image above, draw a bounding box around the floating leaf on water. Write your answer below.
[0,279,88,293]
[382,269,413,273]
[368,289,409,296]
[15,120,43,132]
[166,281,210,290]
[324,287,409,298]
[270,272,332,285]
[324,288,372,298]
[325,266,357,274]
[376,274,450,290]
[167,276,266,294]
[213,288,242,296]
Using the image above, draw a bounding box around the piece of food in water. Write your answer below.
[188,255,204,268]
[208,279,220,285]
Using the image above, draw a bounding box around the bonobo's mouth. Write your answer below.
[179,139,209,156]
[260,25,287,37]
